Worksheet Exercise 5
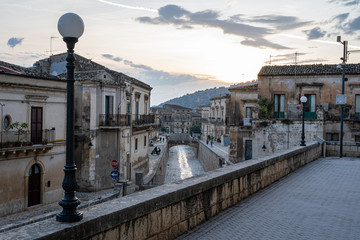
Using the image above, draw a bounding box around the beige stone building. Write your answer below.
[0,61,66,216]
[228,64,360,162]
[35,53,154,192]
[154,104,199,134]
[201,94,230,145]
[227,82,258,162]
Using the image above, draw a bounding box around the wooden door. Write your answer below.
[28,164,41,207]
[31,107,42,144]
[245,140,252,160]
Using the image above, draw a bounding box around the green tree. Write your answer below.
[189,123,201,134]
[257,98,273,119]
[10,121,28,142]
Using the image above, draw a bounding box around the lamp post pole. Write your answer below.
[0,103,4,149]
[300,96,307,146]
[56,13,84,223]
[337,36,348,158]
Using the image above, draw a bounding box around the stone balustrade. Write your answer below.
[5,142,322,240]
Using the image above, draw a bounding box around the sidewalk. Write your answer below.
[200,140,230,164]
[178,157,360,240]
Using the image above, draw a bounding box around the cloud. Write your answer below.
[122,58,217,87]
[7,37,24,48]
[328,0,360,6]
[136,4,310,50]
[246,15,312,30]
[102,54,122,62]
[97,0,157,12]
[124,60,153,71]
[267,52,327,64]
[345,16,360,32]
[241,38,291,49]
[303,27,327,40]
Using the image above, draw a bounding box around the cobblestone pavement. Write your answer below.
[177,157,360,240]
[165,145,205,184]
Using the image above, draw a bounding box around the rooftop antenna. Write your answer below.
[295,52,298,65]
[50,36,58,56]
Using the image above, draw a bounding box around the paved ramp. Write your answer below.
[178,157,360,240]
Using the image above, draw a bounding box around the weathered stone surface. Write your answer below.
[148,210,161,236]
[1,143,321,240]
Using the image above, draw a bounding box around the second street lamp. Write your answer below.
[56,12,84,223]
[300,96,307,146]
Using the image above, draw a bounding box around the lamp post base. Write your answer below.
[56,198,83,222]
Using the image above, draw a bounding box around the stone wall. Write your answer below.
[253,119,324,159]
[325,141,360,157]
[198,141,223,171]
[5,143,322,240]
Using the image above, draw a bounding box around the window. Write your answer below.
[326,133,339,141]
[246,107,252,118]
[105,96,114,123]
[135,101,139,121]
[356,95,360,117]
[144,101,148,115]
[355,135,360,142]
[3,115,11,130]
[144,136,147,147]
[274,94,285,118]
[304,94,316,119]
[135,138,138,150]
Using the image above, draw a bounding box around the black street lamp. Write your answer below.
[300,96,307,146]
[337,36,347,158]
[56,13,84,223]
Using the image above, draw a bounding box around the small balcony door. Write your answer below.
[105,96,114,124]
[31,107,42,144]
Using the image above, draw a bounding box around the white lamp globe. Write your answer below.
[58,13,84,38]
[300,96,307,103]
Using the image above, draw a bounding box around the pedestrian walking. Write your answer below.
[211,140,213,147]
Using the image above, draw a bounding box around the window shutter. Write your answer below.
[311,95,316,112]
[356,95,360,113]
[280,95,285,112]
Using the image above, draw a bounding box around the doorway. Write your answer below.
[245,140,252,160]
[28,164,41,207]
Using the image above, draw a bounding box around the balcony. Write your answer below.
[133,114,155,126]
[99,114,130,127]
[0,129,55,157]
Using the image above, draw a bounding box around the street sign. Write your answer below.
[336,94,346,105]
[111,159,118,168]
[110,170,119,179]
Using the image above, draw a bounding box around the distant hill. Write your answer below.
[157,86,230,110]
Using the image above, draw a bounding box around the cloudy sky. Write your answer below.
[1,0,360,105]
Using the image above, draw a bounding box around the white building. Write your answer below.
[0,61,66,216]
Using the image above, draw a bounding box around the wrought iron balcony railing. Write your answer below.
[99,114,130,127]
[0,129,55,148]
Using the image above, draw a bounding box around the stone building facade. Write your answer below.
[227,82,258,162]
[228,64,360,162]
[0,61,66,216]
[153,104,199,134]
[201,94,230,145]
[35,53,154,191]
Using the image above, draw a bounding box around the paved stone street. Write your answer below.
[177,157,360,240]
[165,145,205,184]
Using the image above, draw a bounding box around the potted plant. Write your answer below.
[10,121,28,143]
